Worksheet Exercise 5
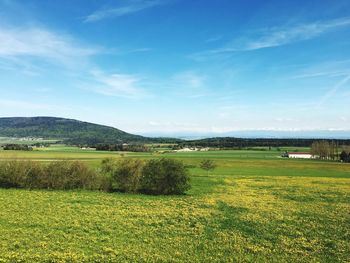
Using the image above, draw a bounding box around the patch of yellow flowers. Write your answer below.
[0,173,349,262]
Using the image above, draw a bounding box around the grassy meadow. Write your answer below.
[0,146,349,262]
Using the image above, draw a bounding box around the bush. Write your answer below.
[0,160,101,190]
[0,160,26,188]
[22,161,46,189]
[44,161,98,190]
[101,158,144,193]
[140,158,190,195]
[101,158,116,174]
[0,160,44,188]
[95,173,113,192]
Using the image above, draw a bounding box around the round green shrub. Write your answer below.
[102,158,144,193]
[140,158,191,195]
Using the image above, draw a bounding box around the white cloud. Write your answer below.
[0,26,100,67]
[172,71,206,89]
[126,48,153,53]
[318,74,350,106]
[232,17,350,51]
[289,60,350,79]
[168,71,214,98]
[84,0,167,23]
[87,70,148,99]
[0,25,153,100]
[291,70,349,79]
[191,17,350,60]
[205,35,223,43]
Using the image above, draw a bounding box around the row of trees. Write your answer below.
[2,144,33,151]
[311,141,339,160]
[310,141,350,162]
[94,144,150,152]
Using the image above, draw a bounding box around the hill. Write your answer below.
[0,117,155,144]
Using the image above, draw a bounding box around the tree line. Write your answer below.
[93,144,150,152]
[180,137,350,149]
[311,141,338,160]
[310,141,350,162]
[2,144,33,151]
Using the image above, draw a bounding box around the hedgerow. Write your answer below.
[0,160,102,190]
[0,158,191,195]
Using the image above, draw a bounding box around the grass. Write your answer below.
[0,147,349,262]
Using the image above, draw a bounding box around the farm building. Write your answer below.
[287,152,313,159]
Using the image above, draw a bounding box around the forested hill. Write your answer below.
[0,117,156,144]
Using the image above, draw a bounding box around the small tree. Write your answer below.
[199,159,217,175]
[340,151,350,163]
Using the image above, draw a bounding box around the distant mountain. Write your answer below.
[0,117,159,144]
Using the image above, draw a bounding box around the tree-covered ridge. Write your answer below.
[0,117,148,144]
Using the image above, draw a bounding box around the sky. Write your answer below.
[0,0,350,136]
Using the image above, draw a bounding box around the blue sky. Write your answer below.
[0,0,350,136]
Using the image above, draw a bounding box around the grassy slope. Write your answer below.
[0,148,349,262]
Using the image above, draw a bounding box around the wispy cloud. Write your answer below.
[205,35,223,43]
[291,70,349,79]
[318,74,350,106]
[86,70,148,99]
[236,17,350,51]
[84,0,167,23]
[289,59,350,79]
[172,71,206,89]
[0,26,100,68]
[170,71,213,98]
[0,24,153,100]
[127,48,152,53]
[192,17,350,60]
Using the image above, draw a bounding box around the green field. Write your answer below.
[0,147,349,262]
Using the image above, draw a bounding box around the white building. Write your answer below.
[176,147,196,152]
[287,152,313,159]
